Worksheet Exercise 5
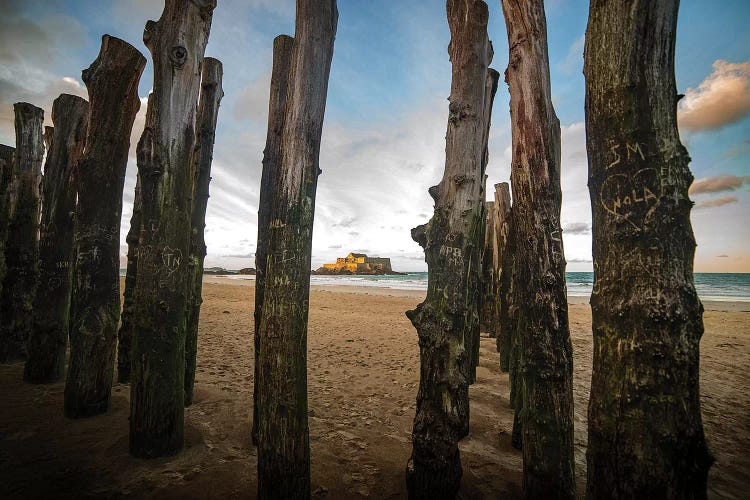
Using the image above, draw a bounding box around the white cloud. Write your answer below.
[678,60,750,132]
[557,34,585,76]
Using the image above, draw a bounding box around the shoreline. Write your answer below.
[203,276,750,313]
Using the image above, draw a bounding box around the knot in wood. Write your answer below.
[171,45,188,68]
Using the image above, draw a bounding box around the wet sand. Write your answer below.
[0,277,748,498]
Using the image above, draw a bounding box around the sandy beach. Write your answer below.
[1,277,748,499]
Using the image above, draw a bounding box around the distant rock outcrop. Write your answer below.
[313,252,405,275]
[238,268,256,275]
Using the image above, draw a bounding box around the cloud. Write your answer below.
[563,222,590,235]
[233,71,271,122]
[695,196,738,209]
[717,254,729,258]
[724,138,750,159]
[678,60,750,132]
[557,34,585,76]
[689,174,750,195]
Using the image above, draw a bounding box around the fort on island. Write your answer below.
[314,252,403,275]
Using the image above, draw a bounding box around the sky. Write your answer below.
[0,0,749,273]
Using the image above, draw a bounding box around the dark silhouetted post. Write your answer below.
[25,94,88,383]
[0,103,44,362]
[65,36,145,418]
[185,57,224,406]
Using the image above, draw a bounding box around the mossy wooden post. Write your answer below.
[130,0,216,458]
[0,145,15,309]
[65,36,145,418]
[256,1,338,497]
[480,199,495,336]
[492,182,511,370]
[405,1,492,496]
[117,172,142,384]
[25,95,88,384]
[253,34,294,445]
[185,57,223,406]
[0,103,44,363]
[584,1,713,497]
[500,0,575,496]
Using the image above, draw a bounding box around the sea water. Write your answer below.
[216,271,750,302]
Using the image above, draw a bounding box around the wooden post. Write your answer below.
[253,34,294,445]
[492,182,511,370]
[480,199,496,336]
[472,68,500,382]
[0,145,14,312]
[130,0,216,458]
[65,36,145,418]
[185,57,223,406]
[584,1,713,497]
[117,172,142,384]
[405,0,492,496]
[256,1,338,497]
[24,94,88,383]
[500,0,576,496]
[0,103,44,362]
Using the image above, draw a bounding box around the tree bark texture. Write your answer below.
[584,1,713,498]
[492,182,511,370]
[256,1,338,498]
[185,57,223,407]
[25,94,89,384]
[479,199,495,335]
[253,34,294,445]
[0,103,44,362]
[405,1,492,497]
[117,171,142,384]
[130,0,215,458]
[65,36,145,418]
[0,145,14,314]
[500,0,576,497]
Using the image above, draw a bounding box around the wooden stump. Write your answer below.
[65,36,145,418]
[500,0,576,496]
[130,0,216,458]
[0,144,15,315]
[256,1,338,497]
[25,94,88,384]
[0,103,44,363]
[405,1,492,497]
[253,34,294,445]
[584,1,713,497]
[185,57,223,407]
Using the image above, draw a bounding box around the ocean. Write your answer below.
[217,271,750,302]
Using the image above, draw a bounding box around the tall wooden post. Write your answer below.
[130,0,216,458]
[0,145,14,311]
[492,182,511,370]
[0,103,44,362]
[117,173,141,384]
[500,0,576,496]
[185,57,223,406]
[405,1,492,496]
[256,1,338,497]
[584,1,713,497]
[253,34,294,445]
[65,36,145,418]
[25,94,89,384]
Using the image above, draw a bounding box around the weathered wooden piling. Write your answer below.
[0,103,44,363]
[65,36,145,418]
[253,34,294,445]
[256,1,338,497]
[129,0,216,458]
[493,182,511,370]
[185,57,224,407]
[405,0,492,496]
[0,145,15,311]
[24,94,88,384]
[584,1,713,497]
[500,0,576,496]
[117,172,141,384]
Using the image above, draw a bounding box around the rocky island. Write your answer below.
[313,252,405,275]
